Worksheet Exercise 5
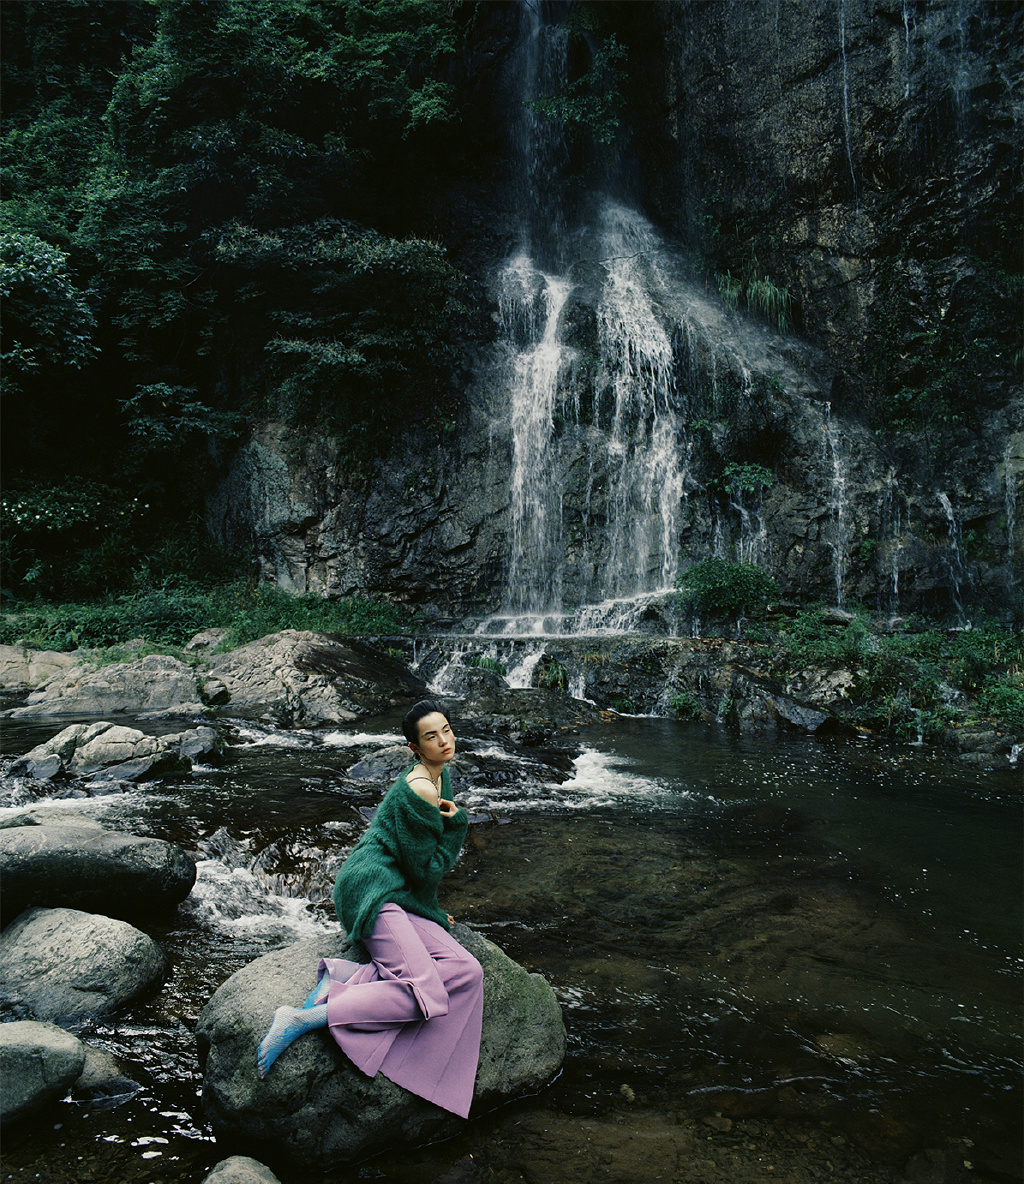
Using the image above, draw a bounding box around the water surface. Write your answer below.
[1,714,1020,1182]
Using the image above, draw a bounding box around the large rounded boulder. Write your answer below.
[0,1020,87,1124]
[206,630,426,726]
[0,907,168,1021]
[196,926,565,1170]
[0,823,196,925]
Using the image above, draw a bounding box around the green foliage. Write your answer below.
[716,270,742,312]
[770,605,1024,738]
[528,20,627,148]
[464,654,507,675]
[713,260,790,332]
[0,231,97,391]
[714,462,774,495]
[674,559,778,619]
[216,219,469,446]
[977,675,1024,733]
[670,690,701,719]
[536,658,568,690]
[1,479,147,593]
[121,384,247,453]
[0,581,415,652]
[1,0,474,542]
[746,274,791,334]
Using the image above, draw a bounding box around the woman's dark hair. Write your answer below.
[402,699,450,747]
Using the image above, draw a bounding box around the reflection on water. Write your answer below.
[0,713,1020,1182]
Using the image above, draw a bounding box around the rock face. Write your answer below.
[10,721,219,781]
[196,927,566,1170]
[206,3,1019,624]
[0,824,196,925]
[8,654,203,717]
[0,645,78,690]
[206,630,427,725]
[0,1020,87,1124]
[0,907,168,1021]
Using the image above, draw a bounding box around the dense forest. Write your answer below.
[2,0,501,596]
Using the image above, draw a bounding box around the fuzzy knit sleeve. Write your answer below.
[332,768,467,940]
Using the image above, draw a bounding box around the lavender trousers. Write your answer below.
[319,903,484,1119]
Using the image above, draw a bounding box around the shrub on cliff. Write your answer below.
[674,559,778,621]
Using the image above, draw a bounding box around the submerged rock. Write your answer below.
[0,1020,87,1124]
[206,630,426,726]
[0,823,196,925]
[0,907,168,1021]
[197,926,565,1170]
[71,1045,143,1109]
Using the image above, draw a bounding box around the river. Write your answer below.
[1,708,1021,1183]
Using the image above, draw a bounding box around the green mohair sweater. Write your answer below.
[333,766,468,941]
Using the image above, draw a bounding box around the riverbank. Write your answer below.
[2,588,1021,769]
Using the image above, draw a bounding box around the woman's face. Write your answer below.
[413,712,455,765]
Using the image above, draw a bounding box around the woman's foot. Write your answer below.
[256,1004,326,1078]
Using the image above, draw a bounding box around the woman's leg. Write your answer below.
[257,1003,327,1078]
[326,905,450,1029]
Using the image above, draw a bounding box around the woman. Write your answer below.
[256,700,483,1119]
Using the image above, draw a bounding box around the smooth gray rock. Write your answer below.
[346,744,414,780]
[206,630,426,726]
[202,1156,283,1184]
[196,926,565,1170]
[10,721,219,782]
[0,907,168,1021]
[0,823,196,925]
[0,645,78,690]
[0,1020,86,1124]
[8,654,202,717]
[71,1045,143,1109]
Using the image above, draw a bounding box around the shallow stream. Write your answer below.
[1,710,1021,1183]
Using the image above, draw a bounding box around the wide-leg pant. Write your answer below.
[319,903,483,1118]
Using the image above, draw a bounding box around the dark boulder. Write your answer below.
[0,824,196,925]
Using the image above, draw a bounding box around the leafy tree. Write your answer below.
[0,231,97,385]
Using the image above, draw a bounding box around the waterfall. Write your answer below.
[592,202,683,600]
[881,469,907,615]
[837,0,858,199]
[1005,442,1017,594]
[821,403,850,607]
[937,491,970,623]
[487,5,690,635]
[502,258,573,612]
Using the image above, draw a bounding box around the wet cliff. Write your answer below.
[209,0,1022,626]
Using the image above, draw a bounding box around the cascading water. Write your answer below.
[502,259,574,612]
[837,0,858,199]
[938,490,970,622]
[487,7,694,636]
[880,469,908,615]
[1005,442,1017,593]
[821,402,850,607]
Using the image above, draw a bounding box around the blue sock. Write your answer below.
[303,970,329,1009]
[257,1004,328,1078]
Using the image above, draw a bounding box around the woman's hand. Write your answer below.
[439,798,459,819]
[447,913,455,926]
